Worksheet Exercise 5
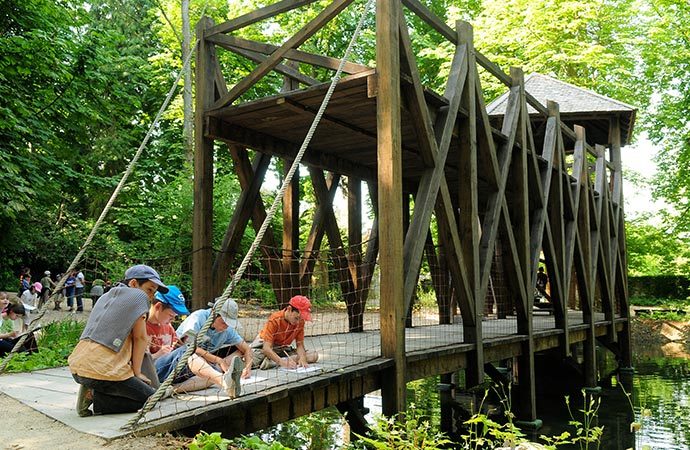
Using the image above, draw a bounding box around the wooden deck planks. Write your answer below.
[0,311,620,440]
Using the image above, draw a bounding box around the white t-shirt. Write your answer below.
[75,272,85,288]
[20,290,37,308]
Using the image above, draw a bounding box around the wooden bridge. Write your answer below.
[0,310,627,440]
[177,0,636,438]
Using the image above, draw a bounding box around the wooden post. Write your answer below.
[377,0,405,416]
[610,116,632,366]
[280,65,302,308]
[457,20,484,390]
[192,17,217,310]
[348,176,365,331]
[439,372,455,436]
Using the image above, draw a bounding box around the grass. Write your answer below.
[5,319,85,373]
[630,296,690,321]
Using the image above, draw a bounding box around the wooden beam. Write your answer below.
[348,176,365,331]
[212,0,355,109]
[528,101,558,286]
[478,82,520,301]
[456,20,480,333]
[299,173,340,282]
[211,151,272,295]
[400,18,469,315]
[281,157,301,307]
[208,34,370,74]
[215,44,320,86]
[207,117,377,181]
[225,146,284,299]
[359,181,380,315]
[192,17,217,310]
[377,0,405,415]
[309,169,359,332]
[207,0,321,36]
[401,0,455,44]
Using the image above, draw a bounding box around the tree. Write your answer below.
[625,215,690,276]
[639,0,690,231]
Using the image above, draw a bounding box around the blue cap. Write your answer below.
[124,264,169,294]
[154,285,189,315]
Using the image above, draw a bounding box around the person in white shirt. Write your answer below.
[20,282,41,308]
[74,269,86,312]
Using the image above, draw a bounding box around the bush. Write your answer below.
[5,319,84,372]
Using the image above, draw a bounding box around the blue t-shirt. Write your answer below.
[176,309,242,352]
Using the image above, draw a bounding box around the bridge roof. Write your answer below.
[486,73,637,146]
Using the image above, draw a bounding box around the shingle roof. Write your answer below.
[486,73,636,145]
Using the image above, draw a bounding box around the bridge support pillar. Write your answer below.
[376,0,406,417]
[337,398,370,441]
[438,373,455,436]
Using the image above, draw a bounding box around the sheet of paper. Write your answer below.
[240,375,267,385]
[279,365,322,374]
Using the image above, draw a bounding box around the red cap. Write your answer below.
[289,295,312,321]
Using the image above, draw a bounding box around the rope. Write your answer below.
[124,0,375,429]
[0,38,201,375]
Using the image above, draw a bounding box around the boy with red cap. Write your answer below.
[251,295,319,370]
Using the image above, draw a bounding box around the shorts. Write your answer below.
[251,344,296,370]
[155,345,194,383]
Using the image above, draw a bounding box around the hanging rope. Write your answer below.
[0,37,201,374]
[124,0,375,429]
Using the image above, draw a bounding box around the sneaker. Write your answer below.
[76,385,93,417]
[222,357,243,399]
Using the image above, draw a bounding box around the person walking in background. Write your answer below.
[74,268,86,312]
[65,271,76,312]
[39,271,55,308]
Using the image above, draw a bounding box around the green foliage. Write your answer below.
[234,435,292,450]
[232,408,341,450]
[236,279,277,308]
[188,431,233,450]
[625,216,690,276]
[6,319,85,372]
[550,391,604,450]
[407,376,441,428]
[640,0,690,231]
[349,404,452,450]
[459,387,526,450]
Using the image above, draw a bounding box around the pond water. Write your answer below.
[241,337,690,449]
[534,351,690,449]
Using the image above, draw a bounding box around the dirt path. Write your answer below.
[0,296,190,449]
[0,296,374,449]
[0,393,188,450]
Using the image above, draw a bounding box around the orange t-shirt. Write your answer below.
[259,309,304,347]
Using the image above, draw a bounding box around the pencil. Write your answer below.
[283,350,295,368]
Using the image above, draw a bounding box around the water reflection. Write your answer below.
[631,357,690,449]
[234,350,690,449]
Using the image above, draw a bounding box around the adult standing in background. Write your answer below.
[65,271,76,312]
[39,271,55,308]
[74,268,86,312]
[90,278,105,307]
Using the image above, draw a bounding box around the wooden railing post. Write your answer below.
[192,16,217,310]
[377,0,405,416]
